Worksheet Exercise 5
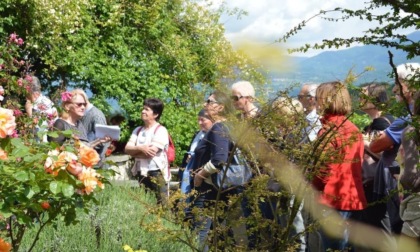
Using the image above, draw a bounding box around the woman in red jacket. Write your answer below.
[313,81,367,251]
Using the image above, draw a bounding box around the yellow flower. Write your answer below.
[0,149,8,160]
[79,144,100,167]
[0,237,11,252]
[0,107,16,138]
[122,245,147,252]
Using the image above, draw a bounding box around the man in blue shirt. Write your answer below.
[369,63,419,241]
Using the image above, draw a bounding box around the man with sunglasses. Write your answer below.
[79,89,110,168]
[297,83,321,143]
[231,81,259,119]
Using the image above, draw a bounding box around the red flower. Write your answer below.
[40,201,50,210]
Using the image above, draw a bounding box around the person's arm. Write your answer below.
[92,112,111,150]
[194,124,229,187]
[48,119,66,145]
[369,131,394,153]
[25,99,33,117]
[89,136,112,148]
[124,128,156,158]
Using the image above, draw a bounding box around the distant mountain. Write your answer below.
[269,31,420,93]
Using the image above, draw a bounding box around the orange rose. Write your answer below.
[78,167,102,195]
[0,149,8,160]
[0,238,11,252]
[45,150,77,176]
[0,108,16,138]
[67,161,83,176]
[79,144,100,167]
[55,151,77,169]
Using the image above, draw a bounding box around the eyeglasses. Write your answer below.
[73,102,87,108]
[206,99,218,104]
[297,94,312,99]
[230,95,245,101]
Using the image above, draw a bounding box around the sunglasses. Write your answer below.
[230,95,245,101]
[206,99,218,104]
[297,94,312,99]
[73,102,87,108]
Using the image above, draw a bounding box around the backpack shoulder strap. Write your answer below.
[153,124,161,134]
[136,126,143,135]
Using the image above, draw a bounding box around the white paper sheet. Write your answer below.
[95,124,120,140]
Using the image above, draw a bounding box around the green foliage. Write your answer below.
[0,0,267,165]
[18,183,189,252]
[0,33,110,251]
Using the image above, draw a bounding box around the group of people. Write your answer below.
[123,63,420,251]
[23,78,112,166]
[10,63,419,251]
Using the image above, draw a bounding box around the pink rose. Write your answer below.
[61,91,72,102]
[24,75,33,83]
[17,38,24,46]
[13,110,22,117]
[0,108,17,138]
[9,33,17,43]
[10,130,18,138]
[17,78,23,87]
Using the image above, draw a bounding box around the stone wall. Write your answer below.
[104,154,135,180]
[104,155,180,190]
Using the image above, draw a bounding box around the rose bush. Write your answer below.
[0,34,111,251]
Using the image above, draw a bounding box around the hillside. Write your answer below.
[269,31,420,92]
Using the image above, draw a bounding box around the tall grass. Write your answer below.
[18,182,190,252]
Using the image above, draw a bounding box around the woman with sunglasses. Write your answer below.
[231,81,259,119]
[49,89,110,148]
[191,90,238,251]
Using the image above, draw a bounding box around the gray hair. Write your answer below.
[231,81,255,98]
[30,76,42,93]
[396,63,420,80]
[304,83,319,97]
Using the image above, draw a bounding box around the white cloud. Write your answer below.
[217,0,385,56]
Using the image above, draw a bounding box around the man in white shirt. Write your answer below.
[297,84,322,143]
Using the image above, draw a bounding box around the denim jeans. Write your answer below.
[192,183,243,251]
[319,210,362,251]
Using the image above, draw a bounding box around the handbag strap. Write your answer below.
[380,115,392,126]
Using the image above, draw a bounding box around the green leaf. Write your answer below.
[10,138,25,147]
[25,187,35,199]
[47,131,59,138]
[62,184,75,198]
[0,209,12,218]
[14,171,29,181]
[50,181,61,194]
[11,145,30,157]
